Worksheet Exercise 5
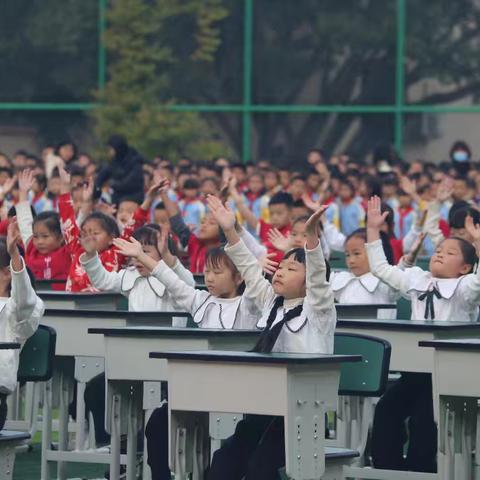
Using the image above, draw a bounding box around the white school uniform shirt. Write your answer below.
[80,253,195,312]
[367,239,480,322]
[0,259,45,394]
[151,261,260,329]
[330,271,399,319]
[225,239,337,354]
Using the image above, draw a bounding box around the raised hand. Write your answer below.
[156,228,175,267]
[58,165,71,194]
[399,176,417,197]
[6,219,21,259]
[82,177,94,204]
[305,205,329,238]
[267,228,291,252]
[259,252,279,276]
[301,193,321,212]
[206,195,236,232]
[367,196,389,230]
[96,201,117,218]
[18,169,34,202]
[113,237,144,259]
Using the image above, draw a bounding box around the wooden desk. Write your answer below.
[37,291,124,311]
[150,350,361,480]
[88,327,260,480]
[420,339,480,480]
[336,319,480,373]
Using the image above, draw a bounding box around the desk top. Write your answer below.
[419,338,480,351]
[0,342,20,350]
[45,309,191,319]
[37,291,121,299]
[337,319,480,331]
[89,326,258,337]
[150,350,362,365]
[335,304,395,311]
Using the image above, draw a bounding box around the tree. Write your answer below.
[91,0,233,161]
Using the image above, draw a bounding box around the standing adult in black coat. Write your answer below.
[95,135,145,205]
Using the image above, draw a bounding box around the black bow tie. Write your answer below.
[418,287,442,320]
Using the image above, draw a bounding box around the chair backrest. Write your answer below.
[334,333,391,397]
[18,325,56,382]
[329,251,346,270]
[396,297,412,320]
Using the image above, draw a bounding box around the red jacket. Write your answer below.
[58,193,148,292]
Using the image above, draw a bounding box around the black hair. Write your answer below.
[361,174,382,198]
[291,175,307,183]
[183,178,200,190]
[269,191,293,208]
[68,164,86,178]
[450,140,472,159]
[448,236,478,272]
[292,199,308,209]
[283,247,331,281]
[201,176,221,189]
[308,148,325,157]
[81,212,120,237]
[339,178,355,192]
[159,163,174,173]
[346,228,395,265]
[292,215,310,226]
[33,211,62,237]
[154,202,165,211]
[14,150,29,158]
[34,174,48,191]
[55,141,78,160]
[132,224,177,256]
[205,247,245,294]
[449,205,480,229]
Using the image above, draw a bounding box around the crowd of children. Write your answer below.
[1,137,480,478]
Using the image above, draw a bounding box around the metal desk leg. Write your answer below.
[57,371,70,480]
[109,393,122,480]
[475,401,480,480]
[126,390,139,480]
[41,380,53,480]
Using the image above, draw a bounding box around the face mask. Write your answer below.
[453,150,470,162]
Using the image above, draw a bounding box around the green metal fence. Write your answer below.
[1,0,480,161]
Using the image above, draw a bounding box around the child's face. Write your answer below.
[81,219,113,253]
[345,236,370,277]
[59,144,75,162]
[307,174,321,191]
[264,172,279,191]
[429,239,472,278]
[289,180,305,199]
[183,188,198,200]
[32,179,41,194]
[290,222,307,248]
[198,214,220,242]
[382,184,397,198]
[279,170,290,188]
[232,167,247,185]
[32,222,64,254]
[48,177,61,196]
[272,255,306,299]
[201,180,219,197]
[452,179,469,201]
[0,172,11,186]
[248,175,264,194]
[153,208,170,228]
[269,204,291,229]
[204,261,241,298]
[398,194,411,208]
[133,244,161,277]
[338,184,354,201]
[117,201,139,226]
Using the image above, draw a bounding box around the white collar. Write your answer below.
[192,295,242,329]
[121,267,166,298]
[407,274,465,300]
[332,271,380,293]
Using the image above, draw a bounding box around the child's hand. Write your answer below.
[206,195,236,232]
[367,196,388,231]
[399,176,417,197]
[157,229,176,267]
[6,219,21,259]
[305,205,328,238]
[82,177,94,204]
[0,175,17,202]
[18,169,34,201]
[96,201,117,218]
[80,234,97,256]
[301,193,321,212]
[113,237,144,259]
[267,228,291,252]
[259,252,279,276]
[465,215,480,244]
